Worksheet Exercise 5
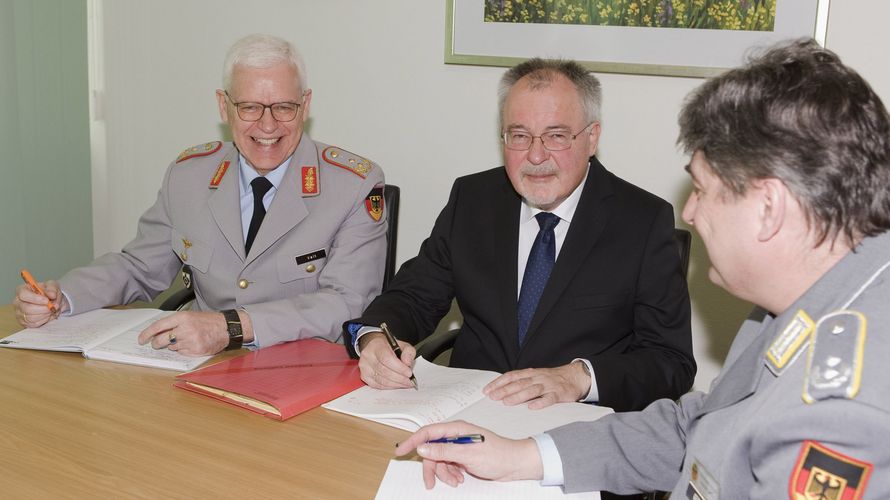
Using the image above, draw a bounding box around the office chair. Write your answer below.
[415,227,693,362]
[159,184,401,311]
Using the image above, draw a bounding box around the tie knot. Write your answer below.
[535,212,560,232]
[250,176,273,198]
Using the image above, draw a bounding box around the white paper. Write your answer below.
[375,460,600,500]
[86,316,210,371]
[0,308,210,371]
[452,396,613,440]
[0,308,166,351]
[323,358,499,430]
[323,358,612,437]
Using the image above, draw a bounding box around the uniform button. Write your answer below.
[238,279,249,289]
[179,252,188,262]
[306,264,316,273]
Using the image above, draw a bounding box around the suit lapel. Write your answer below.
[208,147,246,261]
[521,158,612,350]
[493,177,522,362]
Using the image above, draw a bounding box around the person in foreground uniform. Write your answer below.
[345,57,694,414]
[13,34,387,356]
[395,39,890,498]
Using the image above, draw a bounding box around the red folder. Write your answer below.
[174,339,363,420]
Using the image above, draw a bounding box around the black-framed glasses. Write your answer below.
[224,91,304,122]
[502,121,595,151]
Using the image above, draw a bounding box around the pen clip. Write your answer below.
[380,322,399,350]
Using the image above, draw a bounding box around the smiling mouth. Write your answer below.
[253,137,280,146]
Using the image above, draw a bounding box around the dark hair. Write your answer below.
[678,38,890,245]
[498,58,602,128]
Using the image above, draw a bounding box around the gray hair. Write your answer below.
[498,58,602,128]
[222,34,307,92]
[678,38,890,245]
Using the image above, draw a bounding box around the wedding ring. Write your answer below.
[168,333,177,345]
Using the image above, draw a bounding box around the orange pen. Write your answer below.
[20,269,57,313]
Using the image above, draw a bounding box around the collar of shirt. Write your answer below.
[517,167,588,296]
[238,154,291,240]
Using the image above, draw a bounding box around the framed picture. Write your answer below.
[445,0,830,77]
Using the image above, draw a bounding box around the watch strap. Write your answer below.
[222,309,243,350]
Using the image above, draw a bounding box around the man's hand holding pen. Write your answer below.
[357,324,418,390]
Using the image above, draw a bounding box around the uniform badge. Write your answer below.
[686,458,719,500]
[176,141,222,163]
[790,440,872,500]
[322,146,372,178]
[364,184,384,222]
[209,160,230,189]
[803,310,866,404]
[766,309,814,375]
[181,266,193,290]
[301,166,319,196]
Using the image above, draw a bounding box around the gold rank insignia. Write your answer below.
[176,141,222,163]
[302,166,319,196]
[209,160,230,189]
[364,184,384,222]
[766,309,814,375]
[322,146,372,178]
[790,440,872,500]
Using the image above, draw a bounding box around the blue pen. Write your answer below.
[427,434,485,444]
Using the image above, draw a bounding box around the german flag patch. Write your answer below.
[790,440,872,500]
[364,184,384,222]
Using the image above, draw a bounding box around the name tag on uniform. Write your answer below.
[295,249,326,265]
[687,458,719,500]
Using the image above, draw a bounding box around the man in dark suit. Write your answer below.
[345,58,694,413]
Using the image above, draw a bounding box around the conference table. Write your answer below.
[0,304,409,498]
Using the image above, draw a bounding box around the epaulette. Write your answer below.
[322,146,372,178]
[802,310,866,404]
[176,141,222,163]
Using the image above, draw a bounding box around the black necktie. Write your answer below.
[517,212,560,346]
[245,176,273,254]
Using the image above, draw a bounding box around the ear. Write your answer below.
[216,89,229,123]
[586,121,601,156]
[300,89,312,124]
[755,178,788,242]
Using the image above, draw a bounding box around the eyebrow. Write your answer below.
[505,124,574,132]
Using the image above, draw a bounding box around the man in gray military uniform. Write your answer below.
[393,40,890,498]
[13,34,387,356]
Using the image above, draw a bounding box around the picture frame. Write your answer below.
[445,0,830,77]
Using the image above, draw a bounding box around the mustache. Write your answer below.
[520,163,558,176]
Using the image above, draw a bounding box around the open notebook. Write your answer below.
[0,308,210,371]
[322,358,612,439]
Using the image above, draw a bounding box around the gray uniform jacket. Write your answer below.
[60,135,387,346]
[549,230,890,498]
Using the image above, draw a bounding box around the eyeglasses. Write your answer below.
[502,121,595,151]
[225,91,304,122]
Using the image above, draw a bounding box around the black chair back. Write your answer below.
[382,185,400,290]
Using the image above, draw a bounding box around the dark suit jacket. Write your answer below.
[347,158,695,411]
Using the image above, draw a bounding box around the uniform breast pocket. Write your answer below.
[277,249,328,284]
[572,291,631,310]
[171,229,213,273]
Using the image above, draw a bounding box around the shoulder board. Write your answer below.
[176,141,222,163]
[322,146,372,178]
[802,310,867,404]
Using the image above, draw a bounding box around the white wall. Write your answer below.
[89,0,890,390]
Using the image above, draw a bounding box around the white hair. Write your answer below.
[222,34,307,91]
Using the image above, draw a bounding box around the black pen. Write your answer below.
[380,322,418,390]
